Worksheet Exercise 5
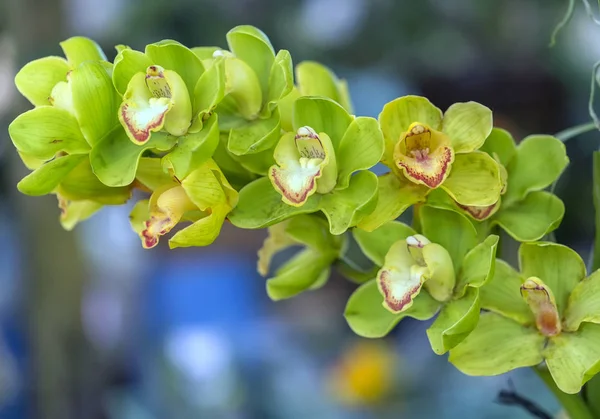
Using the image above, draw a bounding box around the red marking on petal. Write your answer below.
[379,270,422,313]
[270,166,320,206]
[457,201,498,220]
[396,145,453,188]
[120,103,166,144]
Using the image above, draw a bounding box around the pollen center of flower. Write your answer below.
[403,123,433,161]
[146,65,172,99]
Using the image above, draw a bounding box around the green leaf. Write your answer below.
[519,242,586,314]
[564,270,600,331]
[479,259,533,325]
[227,108,280,155]
[266,49,293,108]
[319,170,378,234]
[112,48,153,95]
[60,36,106,66]
[504,135,569,205]
[587,375,600,417]
[448,312,544,375]
[455,235,499,296]
[15,56,69,106]
[162,113,220,179]
[344,279,439,338]
[70,61,119,146]
[136,157,176,191]
[593,151,600,272]
[228,177,320,228]
[494,191,565,242]
[17,154,86,196]
[379,95,443,161]
[90,127,176,187]
[145,40,205,99]
[420,205,478,272]
[357,173,429,232]
[9,106,90,159]
[336,117,384,189]
[226,25,275,100]
[57,158,130,204]
[545,323,600,394]
[353,221,416,266]
[441,151,503,206]
[479,127,516,166]
[292,96,353,148]
[441,102,492,153]
[426,287,481,354]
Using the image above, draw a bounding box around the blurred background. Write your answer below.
[0,0,598,417]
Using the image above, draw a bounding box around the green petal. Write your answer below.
[228,177,320,228]
[265,50,293,111]
[277,87,300,132]
[17,154,86,196]
[564,270,600,331]
[504,135,569,205]
[219,56,263,120]
[494,191,565,242]
[71,61,119,146]
[129,199,150,236]
[319,170,378,234]
[9,106,90,159]
[191,46,222,61]
[441,102,492,153]
[228,147,275,176]
[545,323,600,394]
[266,250,332,300]
[420,205,478,272]
[226,108,280,155]
[344,279,439,338]
[15,56,69,106]
[479,259,533,325]
[448,312,544,375]
[479,127,516,167]
[192,56,225,121]
[181,161,238,210]
[60,36,106,66]
[455,234,499,296]
[379,96,443,162]
[145,40,205,99]
[357,173,429,232]
[57,158,131,204]
[353,221,416,266]
[60,200,102,231]
[441,151,503,206]
[422,242,456,303]
[49,81,73,113]
[519,242,586,314]
[293,96,353,148]
[90,127,176,187]
[169,208,228,249]
[18,152,47,170]
[136,157,177,191]
[426,287,480,354]
[295,61,352,111]
[112,48,153,96]
[226,25,275,100]
[257,220,298,276]
[162,113,220,179]
[336,117,385,189]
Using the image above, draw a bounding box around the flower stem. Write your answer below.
[534,366,594,419]
[554,122,597,143]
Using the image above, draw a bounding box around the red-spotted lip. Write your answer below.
[120,101,169,144]
[457,200,499,221]
[269,165,321,206]
[396,145,454,188]
[378,269,423,313]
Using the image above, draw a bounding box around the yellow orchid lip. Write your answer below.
[393,122,454,189]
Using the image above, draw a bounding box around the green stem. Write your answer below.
[534,367,594,419]
[554,122,597,142]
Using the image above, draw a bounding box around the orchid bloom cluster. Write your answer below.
[10,26,598,395]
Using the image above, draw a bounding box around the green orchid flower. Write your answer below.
[129,159,237,249]
[345,206,498,355]
[112,39,223,145]
[10,37,130,229]
[450,242,600,394]
[214,25,293,157]
[278,60,353,131]
[257,214,345,300]
[427,128,568,242]
[228,96,384,235]
[358,95,503,231]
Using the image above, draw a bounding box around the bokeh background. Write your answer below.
[0,0,598,417]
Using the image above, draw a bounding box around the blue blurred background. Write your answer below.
[0,0,598,417]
